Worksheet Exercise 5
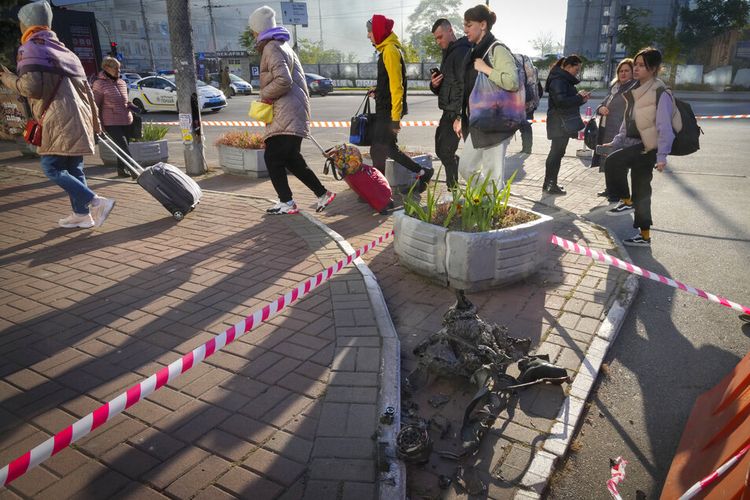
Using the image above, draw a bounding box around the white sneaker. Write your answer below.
[58,213,95,228]
[315,191,336,212]
[266,200,299,215]
[89,196,115,227]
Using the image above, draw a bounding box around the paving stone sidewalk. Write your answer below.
[0,140,637,499]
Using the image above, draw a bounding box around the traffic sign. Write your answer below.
[280,2,308,26]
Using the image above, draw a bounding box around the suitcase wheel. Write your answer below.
[172,211,185,221]
[379,199,395,215]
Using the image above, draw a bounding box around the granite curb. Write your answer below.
[509,199,641,499]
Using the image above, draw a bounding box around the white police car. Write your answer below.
[128,75,227,113]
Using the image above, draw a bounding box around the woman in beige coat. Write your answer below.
[0,2,114,229]
[249,6,335,215]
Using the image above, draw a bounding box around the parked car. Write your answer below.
[208,73,253,96]
[305,73,334,96]
[121,72,142,87]
[128,75,227,113]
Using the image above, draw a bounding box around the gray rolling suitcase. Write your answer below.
[98,133,202,220]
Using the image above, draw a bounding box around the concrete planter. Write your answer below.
[99,139,168,167]
[393,205,553,291]
[385,154,432,188]
[217,145,268,178]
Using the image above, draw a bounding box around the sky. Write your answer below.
[292,0,569,61]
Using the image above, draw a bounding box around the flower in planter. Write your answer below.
[131,123,169,143]
[403,168,537,232]
[215,131,265,149]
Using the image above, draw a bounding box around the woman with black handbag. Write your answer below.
[543,55,590,195]
[93,56,137,178]
[592,58,636,199]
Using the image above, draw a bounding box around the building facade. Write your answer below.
[71,0,252,75]
[564,0,691,60]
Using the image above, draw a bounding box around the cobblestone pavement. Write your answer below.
[0,138,636,499]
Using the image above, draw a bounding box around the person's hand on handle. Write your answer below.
[367,87,376,97]
[579,90,590,103]
[473,58,492,76]
[655,161,666,172]
[599,105,609,116]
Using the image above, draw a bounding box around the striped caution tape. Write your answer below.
[148,114,750,128]
[0,230,394,488]
[607,457,628,500]
[2,228,748,487]
[678,442,750,499]
[549,235,750,316]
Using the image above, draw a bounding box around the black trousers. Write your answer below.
[604,144,656,230]
[519,111,533,152]
[435,112,460,188]
[264,135,326,203]
[104,125,131,176]
[370,113,422,175]
[544,137,569,187]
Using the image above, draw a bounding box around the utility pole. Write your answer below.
[165,0,206,176]
[318,0,323,49]
[605,0,620,83]
[290,0,298,53]
[139,0,156,71]
[206,0,218,53]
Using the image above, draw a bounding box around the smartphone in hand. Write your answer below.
[595,144,614,156]
[430,67,441,76]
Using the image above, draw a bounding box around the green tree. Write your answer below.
[406,0,463,61]
[401,41,421,63]
[618,7,658,57]
[657,24,683,86]
[298,39,358,64]
[679,0,750,51]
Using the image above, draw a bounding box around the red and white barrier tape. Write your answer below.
[607,457,628,500]
[678,443,750,499]
[0,230,394,488]
[149,114,750,128]
[549,235,750,316]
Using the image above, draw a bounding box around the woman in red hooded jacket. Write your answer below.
[367,14,434,193]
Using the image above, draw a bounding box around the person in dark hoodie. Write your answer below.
[452,4,519,191]
[429,18,470,189]
[367,14,433,192]
[542,54,590,195]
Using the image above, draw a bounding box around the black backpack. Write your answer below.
[658,88,703,156]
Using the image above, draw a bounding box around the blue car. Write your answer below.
[305,73,334,96]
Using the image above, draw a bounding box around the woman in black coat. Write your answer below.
[543,55,590,195]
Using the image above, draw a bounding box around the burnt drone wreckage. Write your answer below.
[397,290,569,472]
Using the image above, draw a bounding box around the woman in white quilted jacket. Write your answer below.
[249,5,335,215]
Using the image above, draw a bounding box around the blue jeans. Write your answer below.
[40,155,95,215]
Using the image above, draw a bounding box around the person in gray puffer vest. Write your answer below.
[429,18,470,189]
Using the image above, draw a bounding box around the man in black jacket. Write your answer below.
[429,18,470,189]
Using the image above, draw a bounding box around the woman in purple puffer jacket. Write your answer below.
[93,56,136,177]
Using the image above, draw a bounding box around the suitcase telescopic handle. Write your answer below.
[96,132,145,176]
[306,133,332,158]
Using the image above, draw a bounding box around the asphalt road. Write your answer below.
[145,94,750,498]
[547,117,750,499]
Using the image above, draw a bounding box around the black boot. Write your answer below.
[542,183,566,195]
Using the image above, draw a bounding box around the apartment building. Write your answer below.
[564,0,690,60]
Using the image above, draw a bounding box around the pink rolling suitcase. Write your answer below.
[308,135,394,214]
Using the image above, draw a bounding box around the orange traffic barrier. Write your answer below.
[661,351,750,499]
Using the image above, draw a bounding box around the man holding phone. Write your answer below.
[430,18,470,189]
